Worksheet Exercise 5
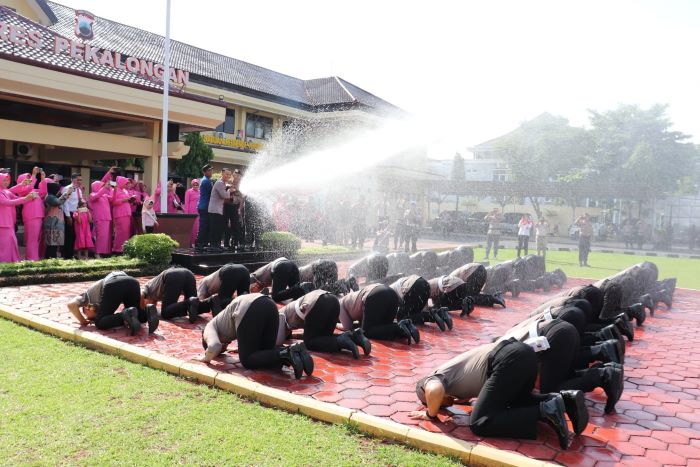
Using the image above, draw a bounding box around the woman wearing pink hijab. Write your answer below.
[0,173,38,262]
[89,177,113,258]
[13,168,47,260]
[111,176,134,253]
[184,178,200,247]
[153,180,183,214]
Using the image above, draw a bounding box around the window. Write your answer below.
[245,114,273,140]
[215,108,235,134]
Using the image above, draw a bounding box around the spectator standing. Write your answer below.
[208,168,232,252]
[141,198,158,233]
[15,168,46,260]
[73,200,94,260]
[0,173,36,262]
[61,173,85,259]
[195,164,214,252]
[404,201,421,253]
[111,176,134,254]
[535,218,550,259]
[636,219,649,250]
[130,180,148,236]
[484,208,503,259]
[575,213,593,267]
[350,196,367,249]
[184,178,200,248]
[89,178,113,259]
[516,214,534,257]
[621,220,634,249]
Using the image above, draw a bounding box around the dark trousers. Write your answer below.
[236,298,281,369]
[470,340,544,439]
[196,209,210,247]
[270,261,302,302]
[351,222,365,249]
[224,204,244,248]
[516,235,530,257]
[304,294,341,353]
[485,234,500,258]
[160,269,197,319]
[464,266,487,296]
[404,226,417,253]
[45,245,59,259]
[362,286,401,340]
[209,213,225,248]
[219,264,250,299]
[579,235,591,265]
[63,214,75,259]
[145,226,154,234]
[397,278,431,322]
[95,276,143,330]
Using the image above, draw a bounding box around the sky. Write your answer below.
[55,0,700,157]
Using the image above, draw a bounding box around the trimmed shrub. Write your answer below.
[261,231,302,256]
[0,257,144,277]
[123,234,179,265]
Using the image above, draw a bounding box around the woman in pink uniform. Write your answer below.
[111,176,134,254]
[153,180,183,213]
[184,178,200,247]
[14,168,46,260]
[0,173,37,262]
[89,173,113,258]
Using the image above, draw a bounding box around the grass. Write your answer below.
[0,319,459,466]
[470,247,700,290]
[298,244,355,255]
[0,257,145,276]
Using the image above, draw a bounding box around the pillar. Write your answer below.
[143,122,160,194]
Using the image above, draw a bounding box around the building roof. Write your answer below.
[45,1,401,115]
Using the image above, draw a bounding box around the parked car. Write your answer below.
[431,210,469,234]
[501,212,529,236]
[466,211,489,234]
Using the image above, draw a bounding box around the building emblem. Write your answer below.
[74,10,95,40]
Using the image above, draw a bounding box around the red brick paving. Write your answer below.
[1,271,700,466]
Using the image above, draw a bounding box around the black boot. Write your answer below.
[492,293,506,308]
[507,280,522,297]
[624,303,646,326]
[290,342,314,376]
[601,364,624,414]
[397,319,420,344]
[654,288,673,309]
[350,328,371,356]
[145,304,159,334]
[460,296,475,317]
[552,268,567,288]
[560,390,589,436]
[122,307,141,336]
[613,314,634,342]
[336,332,360,359]
[539,394,572,449]
[588,324,624,351]
[426,309,446,331]
[639,294,655,316]
[437,307,453,330]
[590,339,624,365]
[188,297,200,324]
[279,345,304,379]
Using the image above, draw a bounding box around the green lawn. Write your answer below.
[0,319,458,466]
[471,247,700,290]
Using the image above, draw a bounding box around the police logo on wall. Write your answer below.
[74,10,95,40]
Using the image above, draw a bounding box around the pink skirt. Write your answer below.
[0,227,21,263]
[94,220,112,255]
[112,216,131,253]
[23,217,43,261]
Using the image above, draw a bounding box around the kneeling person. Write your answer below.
[251,257,305,302]
[141,267,200,323]
[67,271,158,335]
[197,263,250,315]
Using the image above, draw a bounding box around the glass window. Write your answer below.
[245,114,273,140]
[215,108,235,134]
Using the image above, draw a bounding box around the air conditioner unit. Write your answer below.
[217,132,225,139]
[14,143,34,157]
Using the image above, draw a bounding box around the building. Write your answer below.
[0,0,402,191]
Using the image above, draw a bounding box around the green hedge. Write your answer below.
[0,257,145,277]
[261,231,302,257]
[123,234,179,265]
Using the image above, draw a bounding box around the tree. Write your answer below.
[450,152,466,210]
[175,132,214,180]
[492,113,592,219]
[587,104,699,195]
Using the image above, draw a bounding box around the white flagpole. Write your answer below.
[159,0,171,214]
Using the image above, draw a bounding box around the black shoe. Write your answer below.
[639,294,655,316]
[601,364,624,414]
[292,342,314,376]
[210,295,222,317]
[560,390,589,436]
[592,324,624,351]
[509,281,521,298]
[437,307,453,330]
[657,289,673,309]
[397,319,419,344]
[428,308,446,331]
[539,394,572,450]
[347,276,359,292]
[614,315,634,342]
[460,297,474,317]
[146,304,159,334]
[350,328,371,356]
[626,303,646,327]
[336,332,360,359]
[594,339,624,365]
[493,293,506,308]
[188,297,200,324]
[122,307,141,336]
[279,345,304,379]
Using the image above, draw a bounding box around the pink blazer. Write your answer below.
[0,174,30,228]
[111,176,132,219]
[89,181,113,221]
[184,188,200,214]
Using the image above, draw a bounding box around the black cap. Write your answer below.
[202,164,213,172]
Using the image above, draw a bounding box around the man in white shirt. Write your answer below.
[61,173,85,259]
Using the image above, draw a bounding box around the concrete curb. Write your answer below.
[0,304,551,467]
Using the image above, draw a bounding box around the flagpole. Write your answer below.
[159,0,171,214]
